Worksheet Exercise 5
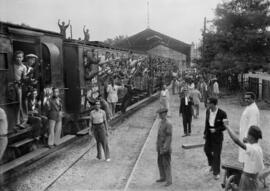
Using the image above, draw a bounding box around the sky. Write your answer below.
[0,0,223,44]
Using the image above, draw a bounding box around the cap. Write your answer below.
[26,54,38,59]
[156,108,168,114]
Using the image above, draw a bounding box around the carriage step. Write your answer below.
[0,147,49,174]
[9,138,35,148]
[57,135,76,145]
[77,128,90,136]
[182,143,204,149]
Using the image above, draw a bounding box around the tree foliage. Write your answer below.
[104,35,128,46]
[199,0,270,74]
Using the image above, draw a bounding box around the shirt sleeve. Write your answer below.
[245,143,254,156]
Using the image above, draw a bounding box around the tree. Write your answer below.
[199,0,270,74]
[104,35,128,46]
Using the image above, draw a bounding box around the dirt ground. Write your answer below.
[126,92,270,191]
[3,92,270,191]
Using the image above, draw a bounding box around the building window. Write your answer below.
[0,53,8,70]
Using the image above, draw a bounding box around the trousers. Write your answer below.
[93,124,110,159]
[157,152,172,183]
[182,114,192,134]
[204,134,223,175]
[0,137,8,161]
[48,119,62,146]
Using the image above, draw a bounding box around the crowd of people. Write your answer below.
[155,71,269,190]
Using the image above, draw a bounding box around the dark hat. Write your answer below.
[248,125,262,140]
[156,108,168,114]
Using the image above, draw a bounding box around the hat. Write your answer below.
[26,54,38,59]
[156,108,168,114]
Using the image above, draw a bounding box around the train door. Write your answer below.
[0,36,16,133]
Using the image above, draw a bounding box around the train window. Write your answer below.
[0,53,8,70]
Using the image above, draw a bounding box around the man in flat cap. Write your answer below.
[156,108,173,187]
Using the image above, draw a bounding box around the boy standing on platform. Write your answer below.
[156,108,172,187]
[225,122,264,191]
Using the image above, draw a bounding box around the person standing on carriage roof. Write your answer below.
[225,122,264,191]
[83,25,90,41]
[58,19,70,38]
[239,92,260,163]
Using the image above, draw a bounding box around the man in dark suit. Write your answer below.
[156,108,172,187]
[179,89,193,136]
[204,97,227,180]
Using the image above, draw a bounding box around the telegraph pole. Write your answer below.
[70,24,73,39]
[202,17,206,60]
[147,1,150,28]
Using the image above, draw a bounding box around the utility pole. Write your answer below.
[202,17,206,60]
[70,24,73,39]
[147,1,150,28]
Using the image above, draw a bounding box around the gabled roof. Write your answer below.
[113,28,191,58]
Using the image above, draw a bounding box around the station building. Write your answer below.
[114,28,191,70]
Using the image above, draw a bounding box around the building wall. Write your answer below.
[147,44,187,70]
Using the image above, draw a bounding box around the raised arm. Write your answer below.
[225,121,246,150]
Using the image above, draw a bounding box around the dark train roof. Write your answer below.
[0,21,62,37]
[114,28,191,56]
[64,38,146,54]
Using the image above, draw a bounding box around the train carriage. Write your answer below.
[0,22,65,162]
[0,21,178,167]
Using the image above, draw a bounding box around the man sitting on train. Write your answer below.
[27,89,48,142]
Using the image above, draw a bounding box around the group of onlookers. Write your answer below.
[156,72,269,190]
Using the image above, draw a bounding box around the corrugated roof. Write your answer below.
[113,28,191,59]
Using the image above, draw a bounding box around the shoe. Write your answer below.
[187,133,191,136]
[48,145,54,149]
[106,158,111,162]
[209,167,213,172]
[164,182,172,187]
[96,156,102,160]
[156,179,165,182]
[214,174,220,180]
[182,134,187,137]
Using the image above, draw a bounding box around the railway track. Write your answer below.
[43,113,158,191]
[4,94,160,191]
[43,104,158,191]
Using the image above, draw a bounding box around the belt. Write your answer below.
[0,134,8,137]
[92,122,104,125]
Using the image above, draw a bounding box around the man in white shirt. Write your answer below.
[13,50,28,126]
[213,80,219,98]
[189,88,202,118]
[0,107,8,161]
[239,92,260,163]
[89,100,110,161]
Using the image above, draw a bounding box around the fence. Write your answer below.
[238,75,270,101]
[262,80,270,102]
[248,77,260,98]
